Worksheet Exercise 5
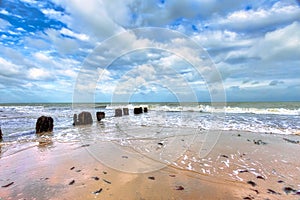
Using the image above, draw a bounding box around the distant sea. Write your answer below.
[0,102,299,142]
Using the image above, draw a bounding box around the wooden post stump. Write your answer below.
[36,116,54,134]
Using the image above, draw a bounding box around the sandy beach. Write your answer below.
[1,130,300,200]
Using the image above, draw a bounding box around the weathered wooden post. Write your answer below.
[123,108,129,115]
[36,116,54,134]
[115,109,122,117]
[96,112,105,121]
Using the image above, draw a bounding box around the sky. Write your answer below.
[0,0,300,103]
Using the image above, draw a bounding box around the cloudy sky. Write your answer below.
[0,0,300,103]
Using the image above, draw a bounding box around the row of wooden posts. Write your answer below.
[0,107,149,140]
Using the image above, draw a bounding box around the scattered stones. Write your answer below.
[123,108,129,115]
[96,112,105,121]
[148,176,155,180]
[134,107,143,114]
[115,109,122,117]
[73,112,93,125]
[247,181,256,187]
[1,181,14,188]
[283,138,299,144]
[175,185,184,190]
[92,188,103,195]
[69,180,75,185]
[35,116,54,134]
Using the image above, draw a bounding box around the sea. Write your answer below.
[0,102,299,143]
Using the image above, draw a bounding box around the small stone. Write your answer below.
[93,188,103,195]
[283,186,296,194]
[1,182,14,188]
[247,181,256,187]
[103,179,111,184]
[69,180,75,185]
[175,185,184,190]
[92,176,99,181]
[148,176,155,180]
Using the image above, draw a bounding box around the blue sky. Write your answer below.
[0,0,300,103]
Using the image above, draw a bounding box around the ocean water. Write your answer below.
[0,102,299,143]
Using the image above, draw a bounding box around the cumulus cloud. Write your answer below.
[216,2,300,32]
[27,67,53,80]
[0,57,23,76]
[250,22,300,61]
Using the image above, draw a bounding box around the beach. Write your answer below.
[1,130,300,200]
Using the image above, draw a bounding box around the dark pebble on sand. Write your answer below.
[69,180,75,185]
[169,175,176,177]
[253,139,267,145]
[250,189,259,194]
[93,188,103,195]
[158,142,163,146]
[76,169,81,172]
[1,182,14,188]
[239,169,249,173]
[220,154,229,158]
[283,186,296,194]
[103,171,107,174]
[256,175,265,180]
[103,179,111,184]
[148,176,155,180]
[92,176,99,181]
[243,197,252,200]
[122,155,128,159]
[175,186,184,190]
[267,189,279,195]
[247,181,256,187]
[70,166,75,170]
[237,134,241,137]
[81,144,90,147]
[277,180,284,183]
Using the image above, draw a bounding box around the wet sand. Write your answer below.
[1,131,300,200]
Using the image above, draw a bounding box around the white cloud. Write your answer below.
[60,27,89,41]
[27,67,53,80]
[250,22,300,61]
[0,18,11,31]
[52,0,124,41]
[217,2,300,31]
[0,57,23,76]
